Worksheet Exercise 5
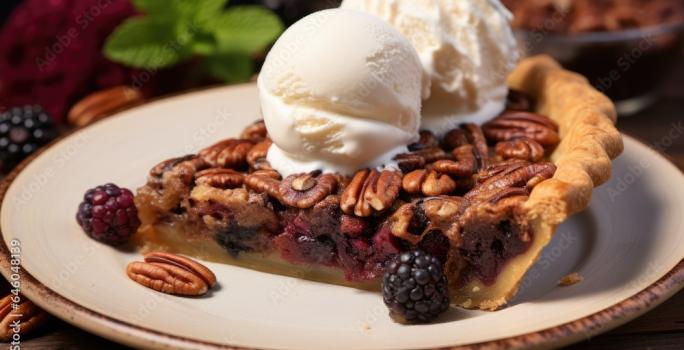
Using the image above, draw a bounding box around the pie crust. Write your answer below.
[452,55,623,310]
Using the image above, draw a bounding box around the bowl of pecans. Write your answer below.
[503,0,684,115]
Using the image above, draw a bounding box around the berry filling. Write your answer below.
[274,204,402,281]
[458,215,532,286]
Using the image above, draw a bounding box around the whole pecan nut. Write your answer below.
[495,137,545,162]
[67,86,145,127]
[482,111,560,148]
[279,172,337,209]
[402,169,457,196]
[0,294,49,341]
[127,252,217,296]
[341,169,401,217]
[195,168,244,189]
[199,139,255,169]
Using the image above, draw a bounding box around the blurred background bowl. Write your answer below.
[515,20,684,115]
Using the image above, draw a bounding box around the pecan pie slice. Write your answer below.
[133,56,622,311]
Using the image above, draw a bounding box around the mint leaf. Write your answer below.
[195,0,229,22]
[104,17,193,69]
[132,0,227,20]
[204,53,254,82]
[205,6,283,55]
[131,0,174,15]
[190,31,218,55]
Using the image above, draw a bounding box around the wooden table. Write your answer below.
[13,70,684,349]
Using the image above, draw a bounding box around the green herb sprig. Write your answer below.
[104,0,284,82]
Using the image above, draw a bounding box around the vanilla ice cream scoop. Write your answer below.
[342,0,519,135]
[258,9,428,176]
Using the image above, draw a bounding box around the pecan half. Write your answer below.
[474,159,529,184]
[438,124,489,176]
[466,161,557,203]
[240,120,268,141]
[495,137,545,162]
[280,172,337,209]
[251,169,281,180]
[0,295,49,341]
[195,168,244,189]
[408,130,440,151]
[433,145,478,178]
[462,123,490,165]
[246,139,272,170]
[199,139,255,169]
[413,147,449,163]
[127,252,217,296]
[149,155,206,186]
[341,169,402,217]
[388,196,468,245]
[67,86,145,127]
[402,169,457,196]
[442,128,471,151]
[393,152,426,173]
[482,111,560,148]
[393,147,448,173]
[245,171,281,199]
[150,155,195,178]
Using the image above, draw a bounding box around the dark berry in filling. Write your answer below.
[274,206,403,281]
[458,218,531,286]
[215,222,269,257]
[417,230,451,264]
[274,214,337,266]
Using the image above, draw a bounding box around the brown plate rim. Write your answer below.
[0,98,682,349]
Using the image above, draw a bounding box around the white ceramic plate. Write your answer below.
[1,84,683,350]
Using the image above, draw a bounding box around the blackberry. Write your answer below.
[0,105,58,173]
[382,250,450,324]
[76,183,140,245]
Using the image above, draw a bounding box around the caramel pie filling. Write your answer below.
[134,91,559,292]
